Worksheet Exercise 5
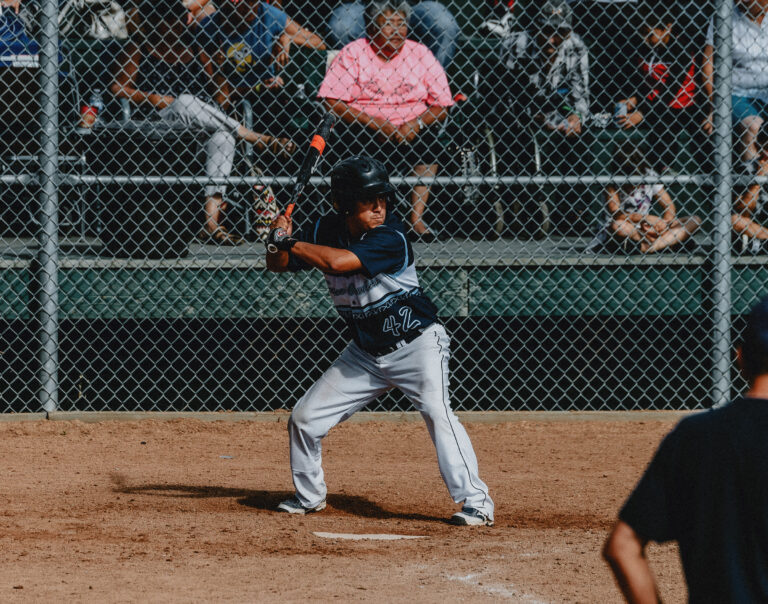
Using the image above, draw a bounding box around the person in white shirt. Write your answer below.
[704,0,768,167]
[598,145,701,253]
[732,121,768,252]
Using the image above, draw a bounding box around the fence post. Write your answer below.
[711,0,734,407]
[36,0,61,412]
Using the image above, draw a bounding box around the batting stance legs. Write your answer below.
[286,324,494,521]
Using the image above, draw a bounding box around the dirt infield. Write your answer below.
[0,414,688,603]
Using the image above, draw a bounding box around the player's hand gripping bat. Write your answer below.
[266,112,336,253]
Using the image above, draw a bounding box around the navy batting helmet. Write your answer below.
[330,156,396,214]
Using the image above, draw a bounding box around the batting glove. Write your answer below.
[266,227,297,252]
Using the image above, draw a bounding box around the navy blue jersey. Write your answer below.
[287,212,438,353]
[620,398,768,603]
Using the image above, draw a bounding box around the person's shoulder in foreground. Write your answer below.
[603,295,768,603]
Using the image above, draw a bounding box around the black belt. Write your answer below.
[367,327,427,357]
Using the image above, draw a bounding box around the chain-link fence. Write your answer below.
[2,0,766,412]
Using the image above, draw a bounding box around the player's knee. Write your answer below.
[210,130,235,152]
[289,405,315,434]
[419,400,456,426]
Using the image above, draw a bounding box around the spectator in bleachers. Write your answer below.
[704,0,768,170]
[496,0,591,235]
[318,1,453,240]
[196,0,326,135]
[732,121,768,253]
[615,5,712,174]
[326,0,459,68]
[111,1,296,245]
[502,0,588,138]
[594,146,701,253]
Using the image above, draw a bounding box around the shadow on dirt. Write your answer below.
[113,482,446,523]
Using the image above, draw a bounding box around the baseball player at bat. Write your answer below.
[265,155,494,526]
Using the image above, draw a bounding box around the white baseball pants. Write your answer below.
[287,323,494,520]
[158,94,239,198]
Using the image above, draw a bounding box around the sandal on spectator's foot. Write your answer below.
[199,227,243,246]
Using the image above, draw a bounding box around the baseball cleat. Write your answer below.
[277,495,326,515]
[450,506,494,527]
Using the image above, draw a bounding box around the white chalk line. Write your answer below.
[445,572,551,603]
[313,532,426,541]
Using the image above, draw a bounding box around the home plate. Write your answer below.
[313,532,426,541]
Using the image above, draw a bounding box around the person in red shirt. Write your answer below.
[615,5,712,175]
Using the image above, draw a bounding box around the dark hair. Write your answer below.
[611,146,652,177]
[741,296,768,382]
[217,0,259,35]
[365,1,412,30]
[636,5,675,30]
[137,0,187,24]
[634,3,677,28]
[135,0,190,47]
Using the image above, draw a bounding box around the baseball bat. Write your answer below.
[267,112,335,253]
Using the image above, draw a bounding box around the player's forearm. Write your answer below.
[266,250,291,272]
[289,242,362,274]
[605,554,661,604]
[603,522,661,604]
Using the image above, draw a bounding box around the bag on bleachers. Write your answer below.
[58,0,128,40]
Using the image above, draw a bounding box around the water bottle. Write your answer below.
[91,89,105,116]
[614,102,627,127]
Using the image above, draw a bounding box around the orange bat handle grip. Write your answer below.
[284,203,295,219]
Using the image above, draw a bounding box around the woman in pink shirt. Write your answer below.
[318,1,454,240]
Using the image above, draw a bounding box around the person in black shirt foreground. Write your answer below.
[603,294,768,603]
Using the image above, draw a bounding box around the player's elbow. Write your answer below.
[603,521,644,566]
[603,531,621,565]
[324,257,353,274]
[326,250,363,274]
